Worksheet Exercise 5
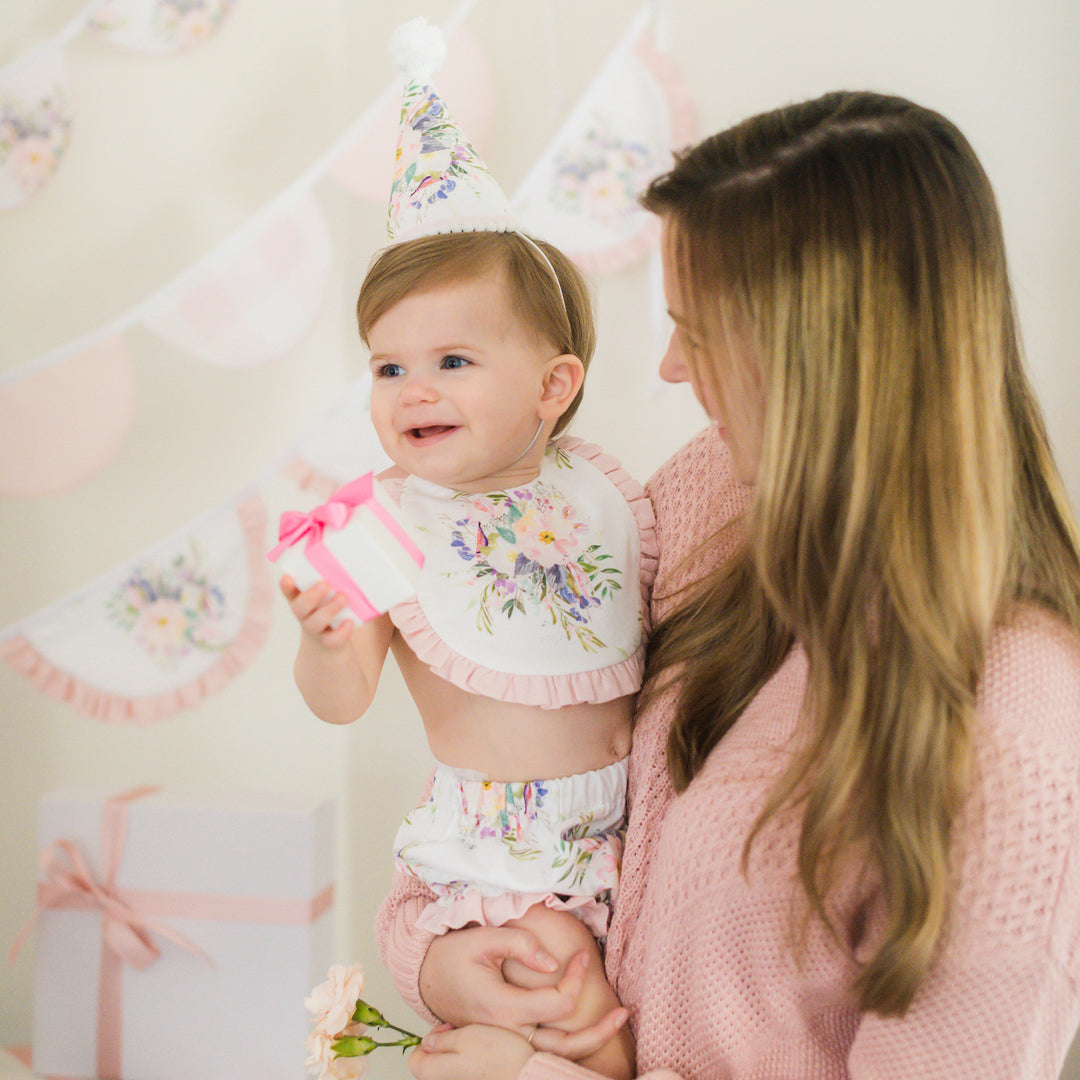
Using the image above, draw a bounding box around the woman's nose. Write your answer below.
[658,333,689,384]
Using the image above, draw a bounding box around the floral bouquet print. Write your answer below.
[444,473,624,649]
[305,963,421,1080]
[107,540,227,670]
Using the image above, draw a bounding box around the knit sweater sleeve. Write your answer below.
[849,608,1080,1078]
[518,1053,683,1080]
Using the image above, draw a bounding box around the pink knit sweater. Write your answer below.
[376,426,1080,1079]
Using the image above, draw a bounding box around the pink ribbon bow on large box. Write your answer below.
[268,472,423,623]
[14,786,336,1080]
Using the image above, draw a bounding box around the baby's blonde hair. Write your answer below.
[356,231,595,436]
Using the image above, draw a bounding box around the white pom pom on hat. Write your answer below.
[388,16,448,80]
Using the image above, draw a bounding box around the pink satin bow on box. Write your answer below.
[10,785,335,1080]
[10,786,209,1080]
[268,474,376,557]
[268,472,423,623]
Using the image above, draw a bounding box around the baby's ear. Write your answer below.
[538,354,585,420]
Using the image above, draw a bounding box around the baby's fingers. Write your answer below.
[287,581,350,634]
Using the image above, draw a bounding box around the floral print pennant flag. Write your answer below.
[89,0,237,54]
[512,4,695,275]
[0,44,72,210]
[0,495,272,723]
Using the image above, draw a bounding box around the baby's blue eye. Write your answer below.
[441,355,470,370]
[375,362,404,378]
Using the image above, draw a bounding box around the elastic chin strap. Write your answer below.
[508,419,546,467]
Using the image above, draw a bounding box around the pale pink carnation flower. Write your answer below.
[328,1055,368,1080]
[303,1028,334,1080]
[305,962,366,1038]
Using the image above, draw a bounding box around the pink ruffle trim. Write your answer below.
[416,890,612,941]
[0,495,273,725]
[391,437,658,709]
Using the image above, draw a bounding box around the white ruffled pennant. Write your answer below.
[281,373,392,500]
[0,494,272,724]
[0,334,136,497]
[88,0,238,54]
[140,191,333,366]
[512,4,695,275]
[0,43,73,210]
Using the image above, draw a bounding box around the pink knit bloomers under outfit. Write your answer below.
[385,436,657,939]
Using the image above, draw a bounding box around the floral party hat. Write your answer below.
[386,17,517,242]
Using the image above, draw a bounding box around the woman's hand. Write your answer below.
[409,1024,533,1080]
[419,924,586,1029]
[408,1011,632,1080]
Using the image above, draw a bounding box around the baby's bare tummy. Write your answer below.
[392,636,634,781]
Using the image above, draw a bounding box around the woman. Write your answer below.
[379,90,1080,1079]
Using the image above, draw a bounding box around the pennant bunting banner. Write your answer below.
[0,44,73,211]
[1,1,699,719]
[140,190,334,367]
[282,375,392,500]
[88,0,239,55]
[513,3,695,275]
[0,371,386,723]
[0,494,272,725]
[0,334,136,498]
[1,3,690,498]
[0,0,237,210]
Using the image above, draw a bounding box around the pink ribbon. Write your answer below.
[267,472,423,622]
[11,786,335,1080]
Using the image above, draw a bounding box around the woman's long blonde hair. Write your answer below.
[642,91,1080,1015]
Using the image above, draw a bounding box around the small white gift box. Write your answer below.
[25,786,335,1080]
[269,472,423,626]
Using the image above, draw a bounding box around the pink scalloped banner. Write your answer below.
[0,495,272,723]
[0,335,136,497]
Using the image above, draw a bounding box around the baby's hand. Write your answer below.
[278,575,355,647]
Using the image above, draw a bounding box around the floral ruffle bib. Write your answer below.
[387,437,657,708]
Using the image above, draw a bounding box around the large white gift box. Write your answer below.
[268,472,423,627]
[26,785,335,1080]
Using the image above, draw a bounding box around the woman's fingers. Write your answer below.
[527,1006,630,1060]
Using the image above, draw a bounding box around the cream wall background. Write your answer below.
[1,1,1078,1077]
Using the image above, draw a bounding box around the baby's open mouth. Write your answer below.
[409,425,456,439]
